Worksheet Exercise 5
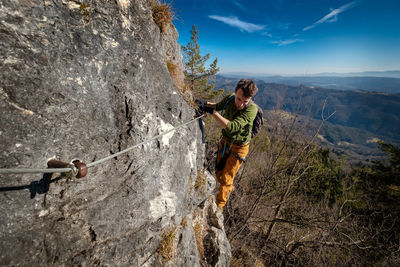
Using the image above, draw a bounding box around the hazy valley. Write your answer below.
[220,71,400,93]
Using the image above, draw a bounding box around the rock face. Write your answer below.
[0,0,230,266]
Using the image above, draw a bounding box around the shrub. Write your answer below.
[166,60,177,74]
[166,60,182,89]
[150,0,174,33]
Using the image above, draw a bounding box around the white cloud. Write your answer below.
[303,1,356,31]
[233,1,247,12]
[303,24,316,31]
[261,32,273,38]
[208,15,264,32]
[270,39,304,46]
[276,22,291,30]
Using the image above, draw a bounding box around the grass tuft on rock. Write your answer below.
[194,169,207,193]
[157,227,176,263]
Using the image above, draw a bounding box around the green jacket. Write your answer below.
[216,93,258,144]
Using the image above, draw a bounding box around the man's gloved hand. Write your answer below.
[195,99,215,114]
[203,106,215,114]
[195,99,206,109]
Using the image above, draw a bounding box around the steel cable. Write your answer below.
[0,114,206,175]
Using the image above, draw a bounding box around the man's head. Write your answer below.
[234,79,258,110]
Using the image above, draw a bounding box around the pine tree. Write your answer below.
[181,25,222,100]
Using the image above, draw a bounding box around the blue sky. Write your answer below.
[171,0,400,75]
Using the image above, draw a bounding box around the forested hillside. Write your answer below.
[263,110,395,163]
[254,83,400,139]
[203,107,400,266]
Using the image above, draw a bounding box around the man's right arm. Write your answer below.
[212,110,229,129]
[206,93,233,110]
[200,101,230,129]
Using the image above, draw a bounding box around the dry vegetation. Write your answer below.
[180,216,188,228]
[156,227,176,263]
[150,0,174,33]
[194,168,207,193]
[166,59,186,93]
[166,60,177,77]
[193,223,204,263]
[204,105,400,265]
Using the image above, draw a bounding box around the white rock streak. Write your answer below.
[158,120,175,147]
[117,0,131,13]
[149,189,178,220]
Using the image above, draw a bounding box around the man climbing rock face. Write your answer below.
[197,79,258,208]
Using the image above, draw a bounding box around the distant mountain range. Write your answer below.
[221,70,400,78]
[215,75,400,161]
[306,70,400,78]
[218,71,400,93]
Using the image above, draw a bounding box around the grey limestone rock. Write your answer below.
[191,195,232,267]
[0,0,230,266]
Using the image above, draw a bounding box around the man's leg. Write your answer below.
[216,143,249,208]
[216,155,242,208]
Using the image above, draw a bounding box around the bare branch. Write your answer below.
[339,231,372,250]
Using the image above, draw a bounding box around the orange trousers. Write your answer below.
[215,138,249,208]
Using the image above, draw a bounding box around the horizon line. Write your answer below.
[219,69,400,77]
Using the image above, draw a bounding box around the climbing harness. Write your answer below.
[215,136,247,171]
[0,114,206,178]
